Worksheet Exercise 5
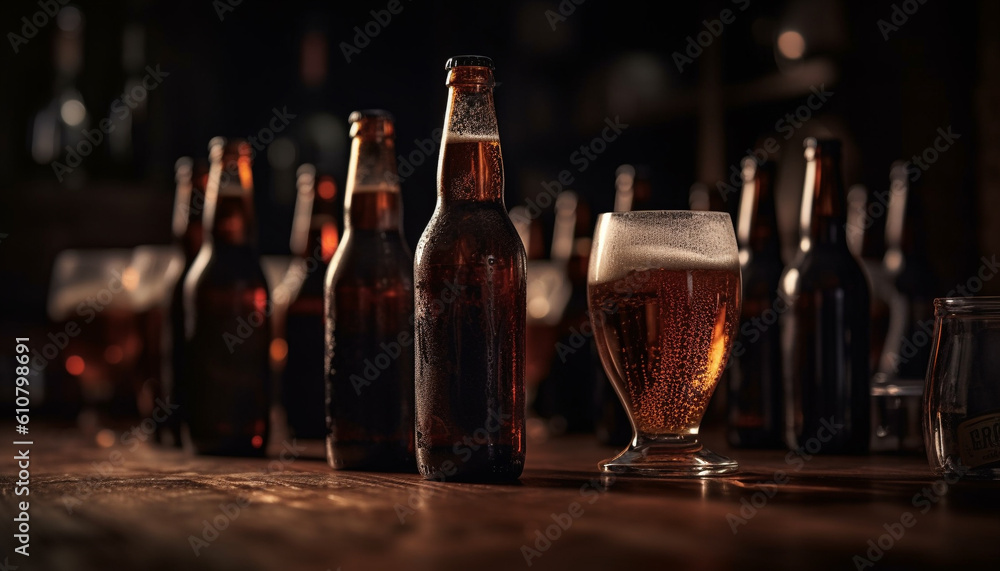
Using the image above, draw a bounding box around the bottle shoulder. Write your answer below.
[780,245,870,298]
[327,230,414,288]
[415,202,525,267]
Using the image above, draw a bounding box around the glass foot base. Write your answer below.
[600,434,738,477]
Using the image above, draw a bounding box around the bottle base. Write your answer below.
[417,444,524,483]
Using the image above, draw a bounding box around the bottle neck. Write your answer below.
[803,153,848,247]
[345,132,403,232]
[738,164,781,257]
[438,75,504,204]
[204,154,257,250]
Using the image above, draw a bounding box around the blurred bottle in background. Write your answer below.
[848,184,893,377]
[183,139,271,456]
[325,110,414,471]
[781,138,871,454]
[280,165,338,440]
[161,156,207,446]
[726,157,785,448]
[872,162,935,452]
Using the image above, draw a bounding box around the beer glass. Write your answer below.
[588,211,741,476]
[924,297,1000,480]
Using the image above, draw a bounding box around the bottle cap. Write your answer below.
[445,55,494,70]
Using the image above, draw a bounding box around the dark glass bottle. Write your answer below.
[325,110,415,471]
[164,156,207,446]
[414,56,527,482]
[281,165,338,439]
[781,138,871,454]
[183,139,271,456]
[727,158,786,448]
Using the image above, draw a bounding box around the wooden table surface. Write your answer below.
[2,425,999,571]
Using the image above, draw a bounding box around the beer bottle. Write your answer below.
[183,138,271,456]
[781,138,871,454]
[281,165,338,439]
[414,56,527,481]
[163,156,208,446]
[325,110,415,471]
[727,157,785,448]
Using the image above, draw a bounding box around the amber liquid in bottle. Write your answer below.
[414,57,527,482]
[183,139,271,456]
[325,111,415,471]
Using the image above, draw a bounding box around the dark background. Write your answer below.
[0,0,996,361]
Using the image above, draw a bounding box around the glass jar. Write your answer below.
[924,297,1000,479]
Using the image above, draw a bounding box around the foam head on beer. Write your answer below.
[588,211,739,285]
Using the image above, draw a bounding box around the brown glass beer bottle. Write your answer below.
[781,139,871,454]
[325,110,415,471]
[414,56,527,482]
[183,138,271,456]
[282,165,338,439]
[727,157,786,448]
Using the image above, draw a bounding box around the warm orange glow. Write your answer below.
[321,223,339,262]
[65,355,85,376]
[318,178,337,200]
[777,30,806,60]
[253,288,268,314]
[251,435,264,449]
[238,156,254,190]
[705,303,729,385]
[104,345,124,364]
[270,338,288,362]
[96,429,116,448]
[122,267,140,291]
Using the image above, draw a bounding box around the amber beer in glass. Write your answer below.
[589,211,741,476]
[414,56,527,482]
[781,138,871,454]
[325,110,415,471]
[183,139,271,456]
